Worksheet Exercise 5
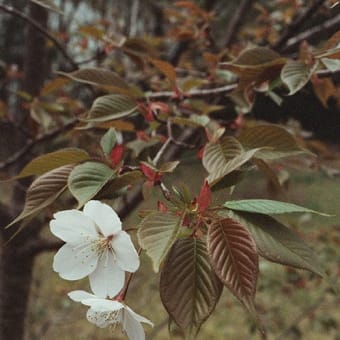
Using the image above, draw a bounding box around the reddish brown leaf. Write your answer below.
[208,217,258,311]
[149,58,177,83]
[110,144,124,166]
[197,180,211,212]
[160,238,223,337]
[140,162,162,183]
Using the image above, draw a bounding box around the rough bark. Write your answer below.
[0,3,47,340]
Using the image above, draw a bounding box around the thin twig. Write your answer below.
[281,14,340,53]
[153,138,172,165]
[146,83,237,100]
[223,0,255,47]
[167,119,196,149]
[0,4,78,70]
[273,0,327,51]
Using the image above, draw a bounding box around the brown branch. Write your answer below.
[281,14,340,53]
[167,119,196,149]
[273,0,327,51]
[223,0,255,47]
[0,118,78,170]
[116,126,198,220]
[0,4,78,70]
[146,83,237,100]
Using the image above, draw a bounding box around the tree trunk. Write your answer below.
[0,226,36,340]
[0,3,47,340]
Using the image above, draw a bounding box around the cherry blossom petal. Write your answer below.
[89,251,125,297]
[86,309,112,328]
[112,231,140,272]
[50,210,97,243]
[123,309,147,340]
[86,299,123,312]
[83,200,122,236]
[68,290,97,302]
[125,306,154,327]
[53,243,98,280]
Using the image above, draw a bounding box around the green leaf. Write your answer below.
[85,94,138,123]
[31,0,64,15]
[68,162,116,207]
[126,138,160,157]
[5,164,74,228]
[57,68,131,94]
[238,124,306,159]
[280,60,318,95]
[160,238,223,338]
[321,58,340,72]
[208,217,259,313]
[222,210,326,277]
[159,161,180,173]
[7,148,90,181]
[202,136,259,186]
[172,115,210,127]
[224,199,330,216]
[100,128,117,156]
[137,212,182,272]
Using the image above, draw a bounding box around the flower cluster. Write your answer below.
[50,200,152,339]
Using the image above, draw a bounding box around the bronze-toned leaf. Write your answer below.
[149,58,177,83]
[208,217,258,311]
[5,164,74,228]
[6,148,90,181]
[160,238,223,337]
[221,47,286,90]
[57,68,132,94]
[85,94,138,123]
[238,124,307,159]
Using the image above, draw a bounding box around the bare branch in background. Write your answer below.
[147,83,237,100]
[223,0,255,47]
[273,0,327,51]
[281,15,340,53]
[129,0,140,37]
[0,4,78,71]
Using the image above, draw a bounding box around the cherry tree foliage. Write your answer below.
[1,0,339,339]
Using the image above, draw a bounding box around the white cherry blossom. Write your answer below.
[68,290,153,340]
[50,200,140,297]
